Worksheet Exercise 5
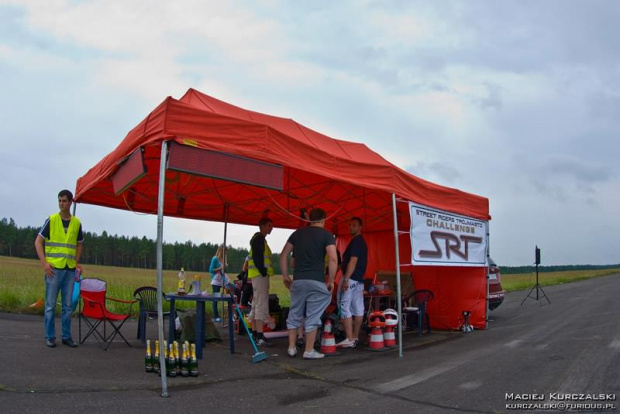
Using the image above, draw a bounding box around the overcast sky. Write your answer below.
[1,0,618,266]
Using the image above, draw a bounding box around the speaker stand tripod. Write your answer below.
[520,263,550,305]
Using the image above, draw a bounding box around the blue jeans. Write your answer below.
[44,268,75,340]
[212,285,221,318]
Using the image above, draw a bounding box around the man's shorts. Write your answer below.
[286,279,331,333]
[248,275,270,322]
[339,279,364,318]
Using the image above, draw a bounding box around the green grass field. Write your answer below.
[0,256,291,317]
[500,268,620,292]
[1,256,618,316]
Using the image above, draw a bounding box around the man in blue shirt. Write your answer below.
[337,217,367,348]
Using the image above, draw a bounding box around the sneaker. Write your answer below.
[45,338,56,348]
[61,338,78,348]
[256,337,273,347]
[287,348,297,358]
[336,338,356,348]
[214,317,222,322]
[303,349,325,360]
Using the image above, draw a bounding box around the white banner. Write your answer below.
[409,202,488,267]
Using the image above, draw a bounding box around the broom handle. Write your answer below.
[236,305,260,354]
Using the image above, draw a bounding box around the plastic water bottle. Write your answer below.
[178,267,186,295]
[193,274,201,294]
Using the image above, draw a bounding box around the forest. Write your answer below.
[0,217,282,274]
[2,217,616,274]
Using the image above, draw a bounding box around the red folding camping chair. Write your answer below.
[79,278,136,350]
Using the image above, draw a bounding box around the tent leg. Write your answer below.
[485,221,490,330]
[221,203,229,317]
[222,203,229,269]
[392,193,403,358]
[156,141,169,397]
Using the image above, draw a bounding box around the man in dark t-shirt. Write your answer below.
[336,217,368,348]
[280,208,337,360]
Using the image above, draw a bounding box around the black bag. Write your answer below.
[279,307,290,330]
[268,294,281,313]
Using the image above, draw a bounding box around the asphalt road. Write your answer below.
[1,273,619,413]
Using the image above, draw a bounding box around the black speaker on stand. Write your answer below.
[521,246,551,305]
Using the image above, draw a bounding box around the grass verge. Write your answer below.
[0,256,291,316]
[2,256,617,315]
[501,269,620,292]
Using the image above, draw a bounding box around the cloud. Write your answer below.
[0,43,13,58]
[407,161,462,185]
[524,154,612,202]
[1,0,620,265]
[541,155,612,183]
[4,1,295,98]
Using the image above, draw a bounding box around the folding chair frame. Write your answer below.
[79,289,136,350]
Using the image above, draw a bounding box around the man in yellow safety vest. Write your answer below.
[247,217,274,346]
[35,190,84,348]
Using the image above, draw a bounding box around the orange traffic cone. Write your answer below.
[383,326,396,347]
[383,308,398,347]
[320,319,337,355]
[369,326,385,350]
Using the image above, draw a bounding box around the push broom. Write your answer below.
[235,302,268,363]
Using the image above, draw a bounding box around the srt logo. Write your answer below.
[418,231,483,261]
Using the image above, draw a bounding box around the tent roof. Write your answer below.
[75,88,489,234]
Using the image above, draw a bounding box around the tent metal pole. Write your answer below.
[156,141,169,397]
[222,203,229,273]
[392,193,403,358]
[221,203,229,317]
[485,221,490,329]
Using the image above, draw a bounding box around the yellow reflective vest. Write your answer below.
[247,233,273,279]
[44,214,80,269]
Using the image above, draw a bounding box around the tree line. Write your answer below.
[501,264,620,274]
[3,217,617,274]
[0,217,282,274]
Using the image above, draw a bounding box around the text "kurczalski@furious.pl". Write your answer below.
[506,393,616,401]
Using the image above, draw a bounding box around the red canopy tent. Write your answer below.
[75,88,491,394]
[77,88,488,226]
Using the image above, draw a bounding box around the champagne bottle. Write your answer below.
[190,343,199,377]
[180,342,190,377]
[145,339,153,373]
[168,343,177,377]
[163,341,169,377]
[173,341,181,377]
[154,340,161,375]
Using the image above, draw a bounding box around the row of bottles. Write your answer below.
[145,339,198,377]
